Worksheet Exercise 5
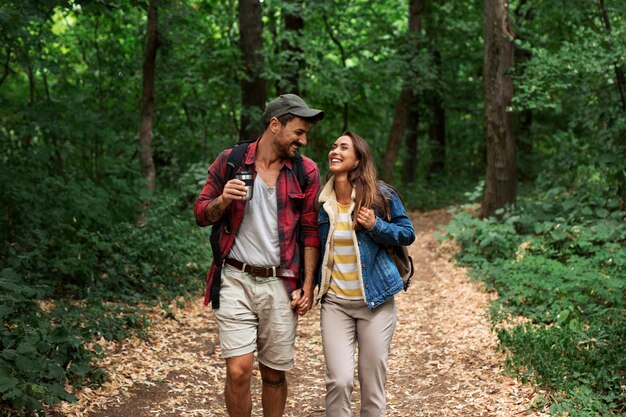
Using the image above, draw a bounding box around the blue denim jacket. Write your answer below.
[315,177,416,309]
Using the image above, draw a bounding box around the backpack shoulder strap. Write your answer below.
[210,139,253,309]
[291,152,309,289]
[226,139,254,181]
[291,151,307,191]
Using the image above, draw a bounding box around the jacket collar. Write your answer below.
[318,175,356,212]
[318,175,336,204]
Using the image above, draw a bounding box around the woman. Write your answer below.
[315,131,416,416]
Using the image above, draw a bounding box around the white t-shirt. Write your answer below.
[229,176,280,267]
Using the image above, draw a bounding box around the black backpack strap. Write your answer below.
[226,140,254,180]
[291,152,307,190]
[291,152,308,289]
[209,227,223,309]
[210,140,253,309]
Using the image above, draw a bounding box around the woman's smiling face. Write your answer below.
[328,135,359,175]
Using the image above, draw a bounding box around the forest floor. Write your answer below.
[49,209,551,417]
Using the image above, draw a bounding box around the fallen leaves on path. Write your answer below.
[43,209,551,417]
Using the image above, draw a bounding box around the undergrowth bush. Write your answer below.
[444,165,626,416]
[0,156,210,413]
[0,268,105,413]
[402,174,479,211]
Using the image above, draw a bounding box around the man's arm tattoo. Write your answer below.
[205,197,225,223]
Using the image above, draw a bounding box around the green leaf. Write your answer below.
[68,360,90,377]
[1,349,18,361]
[15,354,37,373]
[47,382,77,402]
[16,343,37,355]
[1,386,23,401]
[46,363,65,380]
[0,376,19,393]
[0,305,14,319]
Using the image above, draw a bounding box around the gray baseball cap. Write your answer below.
[262,94,325,124]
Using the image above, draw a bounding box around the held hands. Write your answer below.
[290,282,314,316]
[356,206,376,230]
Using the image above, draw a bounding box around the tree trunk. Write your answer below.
[382,88,412,181]
[278,0,304,96]
[137,0,158,223]
[428,49,446,176]
[239,0,266,140]
[26,56,35,105]
[598,0,626,110]
[480,0,516,218]
[401,101,420,184]
[382,0,424,182]
[0,47,11,87]
[323,13,349,131]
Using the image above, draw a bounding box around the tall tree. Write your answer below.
[382,0,424,181]
[480,0,516,218]
[278,0,304,95]
[239,0,266,140]
[401,101,420,184]
[322,12,349,131]
[137,0,159,222]
[598,0,626,110]
[426,48,446,177]
[513,0,534,179]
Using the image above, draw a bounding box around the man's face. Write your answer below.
[272,117,311,159]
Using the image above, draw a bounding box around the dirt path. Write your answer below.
[50,209,549,417]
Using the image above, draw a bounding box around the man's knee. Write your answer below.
[259,363,286,388]
[226,357,253,386]
[261,374,286,388]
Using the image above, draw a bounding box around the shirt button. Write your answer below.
[370,302,375,306]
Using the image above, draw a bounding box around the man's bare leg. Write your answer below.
[225,353,255,417]
[259,362,287,417]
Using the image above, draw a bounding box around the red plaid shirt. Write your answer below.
[194,139,321,305]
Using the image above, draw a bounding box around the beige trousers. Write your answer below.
[320,293,397,417]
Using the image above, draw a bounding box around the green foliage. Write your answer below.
[398,175,479,211]
[443,209,523,264]
[0,149,207,299]
[498,321,626,417]
[445,174,626,414]
[0,143,208,413]
[1,0,626,415]
[0,269,105,412]
[444,24,626,403]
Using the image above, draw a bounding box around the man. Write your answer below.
[194,94,324,417]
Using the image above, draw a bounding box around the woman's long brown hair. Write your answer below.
[341,131,391,227]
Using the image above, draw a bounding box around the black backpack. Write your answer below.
[208,140,309,308]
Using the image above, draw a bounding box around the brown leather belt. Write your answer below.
[224,258,295,278]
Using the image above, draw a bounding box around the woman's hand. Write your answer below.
[356,206,376,230]
[290,282,314,316]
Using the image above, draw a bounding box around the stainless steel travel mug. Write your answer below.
[235,171,254,200]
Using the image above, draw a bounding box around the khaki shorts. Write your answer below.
[214,264,298,371]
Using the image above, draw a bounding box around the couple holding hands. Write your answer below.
[194,94,415,417]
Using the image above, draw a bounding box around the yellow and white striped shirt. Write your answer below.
[329,203,363,300]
